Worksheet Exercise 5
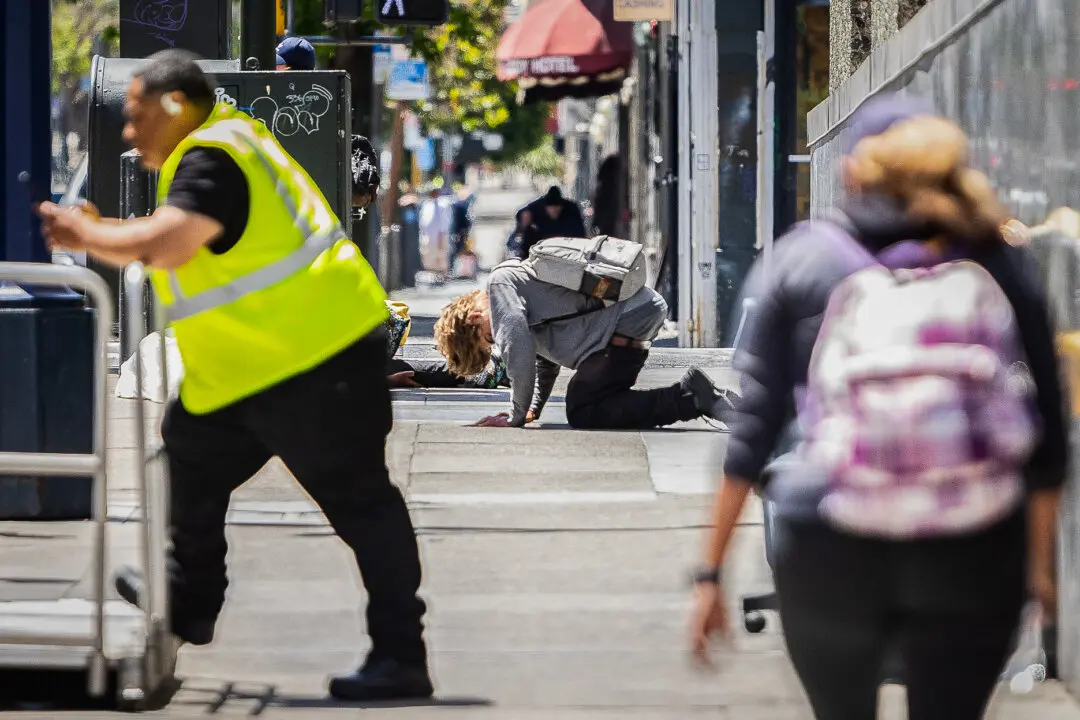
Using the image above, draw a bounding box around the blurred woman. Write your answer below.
[688,95,1067,720]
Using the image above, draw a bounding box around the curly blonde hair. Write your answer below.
[434,290,491,377]
[846,115,1007,242]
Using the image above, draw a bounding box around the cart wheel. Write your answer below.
[117,686,145,716]
[117,659,145,713]
[744,611,767,634]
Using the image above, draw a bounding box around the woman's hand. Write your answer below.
[688,582,729,668]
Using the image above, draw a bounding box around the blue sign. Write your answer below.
[386,59,430,101]
[415,138,436,172]
[373,44,392,84]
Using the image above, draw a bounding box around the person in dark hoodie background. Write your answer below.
[591,155,622,237]
[688,95,1067,720]
[509,185,588,258]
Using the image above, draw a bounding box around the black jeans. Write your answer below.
[773,514,1026,720]
[388,357,466,389]
[565,345,698,429]
[162,329,427,663]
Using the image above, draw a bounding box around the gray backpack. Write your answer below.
[525,235,647,302]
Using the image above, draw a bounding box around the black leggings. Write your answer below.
[772,514,1026,720]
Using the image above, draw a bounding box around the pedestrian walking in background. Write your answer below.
[591,155,622,237]
[511,185,588,259]
[36,50,432,702]
[418,184,452,278]
[449,182,478,278]
[688,95,1068,720]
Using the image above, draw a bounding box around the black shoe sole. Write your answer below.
[328,680,434,702]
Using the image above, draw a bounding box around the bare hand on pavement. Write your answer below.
[473,413,513,428]
[387,371,421,388]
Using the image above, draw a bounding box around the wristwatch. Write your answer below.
[690,566,722,586]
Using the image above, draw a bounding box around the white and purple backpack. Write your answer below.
[800,224,1039,539]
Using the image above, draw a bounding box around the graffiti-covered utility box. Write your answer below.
[118,0,232,60]
[88,57,353,315]
[89,58,352,223]
[212,71,353,223]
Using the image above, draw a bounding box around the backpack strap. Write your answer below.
[528,303,607,329]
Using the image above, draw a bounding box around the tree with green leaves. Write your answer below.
[291,0,549,162]
[52,0,119,161]
[52,0,118,97]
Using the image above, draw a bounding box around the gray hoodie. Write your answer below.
[487,260,666,425]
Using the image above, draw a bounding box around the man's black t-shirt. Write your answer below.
[165,148,250,255]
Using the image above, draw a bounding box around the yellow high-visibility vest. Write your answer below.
[152,102,388,414]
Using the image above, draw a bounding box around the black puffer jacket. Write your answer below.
[723,194,1068,504]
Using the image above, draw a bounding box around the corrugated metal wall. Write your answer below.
[809,0,1080,695]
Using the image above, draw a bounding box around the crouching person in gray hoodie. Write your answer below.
[434,258,730,429]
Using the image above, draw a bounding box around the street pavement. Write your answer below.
[2,184,1079,718]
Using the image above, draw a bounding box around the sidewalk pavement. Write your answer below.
[4,188,1079,717]
[3,338,1078,718]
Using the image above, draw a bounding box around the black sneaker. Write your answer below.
[680,367,736,422]
[329,658,434,702]
[114,566,215,646]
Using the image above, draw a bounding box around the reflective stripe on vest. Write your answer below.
[163,132,344,323]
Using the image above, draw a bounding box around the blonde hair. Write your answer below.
[846,116,1007,242]
[434,290,491,377]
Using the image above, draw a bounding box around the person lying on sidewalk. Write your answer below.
[383,299,510,389]
[433,261,732,429]
[387,354,510,390]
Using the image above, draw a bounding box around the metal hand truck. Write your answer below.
[0,262,176,711]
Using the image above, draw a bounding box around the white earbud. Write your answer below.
[161,95,183,116]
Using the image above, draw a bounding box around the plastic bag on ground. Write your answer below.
[115,330,184,403]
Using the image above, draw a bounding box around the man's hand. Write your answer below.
[473,412,513,427]
[35,202,92,252]
[387,371,422,388]
[77,201,102,220]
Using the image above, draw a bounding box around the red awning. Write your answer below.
[496,0,634,103]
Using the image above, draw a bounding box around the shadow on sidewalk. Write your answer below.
[173,679,493,715]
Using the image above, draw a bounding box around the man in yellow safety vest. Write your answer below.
[35,49,431,702]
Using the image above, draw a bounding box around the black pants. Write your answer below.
[162,329,427,663]
[565,345,698,429]
[388,357,467,388]
[773,515,1026,720]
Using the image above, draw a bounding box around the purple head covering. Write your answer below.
[844,93,936,153]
